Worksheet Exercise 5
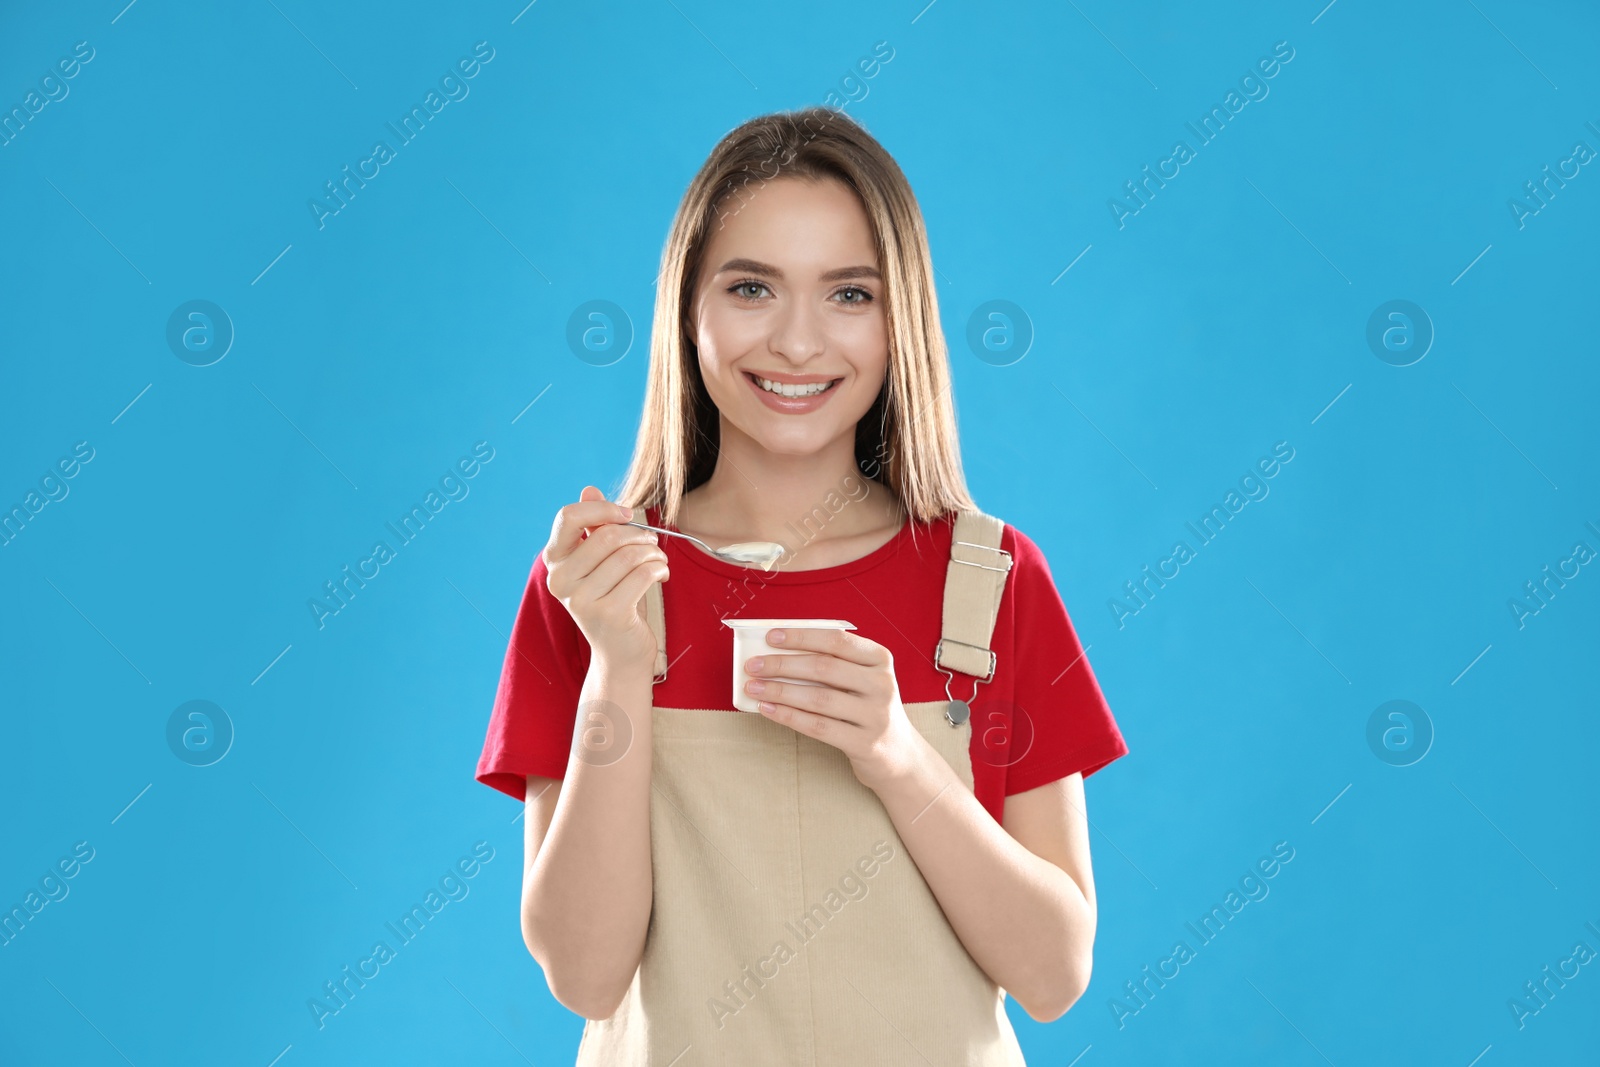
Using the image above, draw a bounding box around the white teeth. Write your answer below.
[754,375,836,398]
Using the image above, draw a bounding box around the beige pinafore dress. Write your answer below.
[576,508,1026,1066]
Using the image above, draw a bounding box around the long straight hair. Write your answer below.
[614,106,976,529]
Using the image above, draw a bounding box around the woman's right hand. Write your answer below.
[542,485,669,671]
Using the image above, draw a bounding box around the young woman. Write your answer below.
[476,106,1128,1064]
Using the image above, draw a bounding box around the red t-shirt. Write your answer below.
[475,506,1128,824]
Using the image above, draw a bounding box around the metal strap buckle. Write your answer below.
[934,639,996,727]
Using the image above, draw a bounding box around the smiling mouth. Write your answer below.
[744,372,843,398]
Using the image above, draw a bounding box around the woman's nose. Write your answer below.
[768,300,826,364]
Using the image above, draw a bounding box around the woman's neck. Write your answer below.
[675,420,903,553]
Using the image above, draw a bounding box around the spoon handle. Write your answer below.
[623,520,716,555]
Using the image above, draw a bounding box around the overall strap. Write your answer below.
[934,509,1013,719]
[630,504,670,682]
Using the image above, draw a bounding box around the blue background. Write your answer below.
[3,1,1597,1064]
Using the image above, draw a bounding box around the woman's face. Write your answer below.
[686,175,888,459]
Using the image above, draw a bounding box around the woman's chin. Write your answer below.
[754,432,840,458]
[730,419,849,459]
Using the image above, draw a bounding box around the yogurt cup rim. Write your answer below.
[722,618,856,629]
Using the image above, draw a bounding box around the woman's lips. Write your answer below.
[743,372,843,414]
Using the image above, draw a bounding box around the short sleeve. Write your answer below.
[475,552,588,801]
[1001,527,1128,796]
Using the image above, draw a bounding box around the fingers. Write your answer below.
[545,488,657,596]
[762,627,888,669]
[742,668,870,726]
[595,553,670,619]
[545,487,635,565]
[750,688,856,735]
[567,551,667,647]
[555,520,660,589]
[577,539,669,603]
[755,699,833,739]
[745,651,874,696]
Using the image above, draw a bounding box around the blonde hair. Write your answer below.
[614,106,976,528]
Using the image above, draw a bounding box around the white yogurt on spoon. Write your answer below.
[715,541,787,572]
[624,520,787,572]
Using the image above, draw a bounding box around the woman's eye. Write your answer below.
[726,281,872,304]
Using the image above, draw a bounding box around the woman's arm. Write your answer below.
[520,655,657,1020]
[872,747,1097,1022]
[518,489,669,1020]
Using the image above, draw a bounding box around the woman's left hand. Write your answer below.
[744,627,926,792]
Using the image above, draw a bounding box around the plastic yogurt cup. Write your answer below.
[722,618,857,713]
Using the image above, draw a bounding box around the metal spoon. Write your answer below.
[625,520,787,572]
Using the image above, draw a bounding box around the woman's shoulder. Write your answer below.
[933,507,1046,562]
[954,510,1058,590]
[911,508,1055,587]
[1003,520,1060,583]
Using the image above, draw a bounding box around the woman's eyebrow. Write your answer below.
[715,257,882,283]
